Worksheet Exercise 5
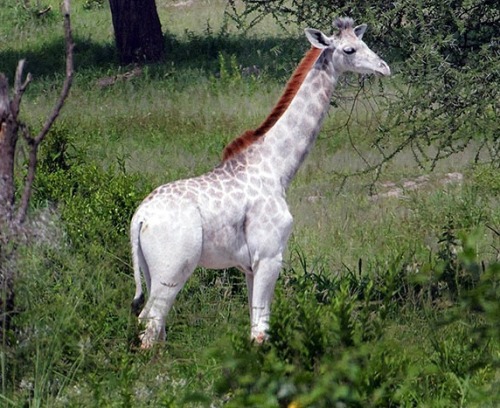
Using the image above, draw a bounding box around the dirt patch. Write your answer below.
[370,172,464,201]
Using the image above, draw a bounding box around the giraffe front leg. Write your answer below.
[250,257,281,344]
[245,271,254,325]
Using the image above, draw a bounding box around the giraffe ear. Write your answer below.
[354,24,367,39]
[305,28,333,49]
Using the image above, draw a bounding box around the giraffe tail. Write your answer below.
[130,219,148,316]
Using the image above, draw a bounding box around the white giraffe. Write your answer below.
[130,17,391,348]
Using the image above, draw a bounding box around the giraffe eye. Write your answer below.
[343,47,356,55]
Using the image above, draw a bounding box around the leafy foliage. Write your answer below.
[33,123,153,263]
[215,236,499,407]
[231,0,500,170]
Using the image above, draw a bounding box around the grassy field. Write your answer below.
[1,0,499,406]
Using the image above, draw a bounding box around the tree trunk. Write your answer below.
[0,74,18,343]
[0,75,17,220]
[109,0,165,65]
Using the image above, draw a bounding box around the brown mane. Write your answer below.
[222,46,322,161]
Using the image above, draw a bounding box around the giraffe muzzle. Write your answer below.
[376,60,391,77]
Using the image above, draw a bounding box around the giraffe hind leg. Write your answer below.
[138,255,201,348]
[138,277,188,349]
[137,217,202,349]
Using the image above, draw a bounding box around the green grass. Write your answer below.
[1,0,499,406]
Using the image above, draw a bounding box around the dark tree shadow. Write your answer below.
[0,31,306,83]
[0,36,116,81]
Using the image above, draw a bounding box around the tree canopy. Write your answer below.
[229,0,500,171]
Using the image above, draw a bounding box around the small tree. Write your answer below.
[0,0,74,342]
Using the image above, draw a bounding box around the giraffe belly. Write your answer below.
[198,225,250,270]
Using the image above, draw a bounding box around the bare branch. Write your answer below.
[37,6,52,17]
[63,0,70,15]
[14,60,30,93]
[33,0,74,146]
[10,60,32,132]
[15,0,74,225]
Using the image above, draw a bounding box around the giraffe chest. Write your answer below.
[197,189,292,271]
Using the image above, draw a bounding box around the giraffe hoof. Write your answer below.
[139,330,157,349]
[140,342,154,350]
[253,332,268,344]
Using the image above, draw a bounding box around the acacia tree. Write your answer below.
[228,0,500,175]
[0,0,74,341]
[109,0,165,64]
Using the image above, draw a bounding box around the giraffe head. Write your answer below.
[305,17,390,77]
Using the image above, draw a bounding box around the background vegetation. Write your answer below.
[0,0,499,406]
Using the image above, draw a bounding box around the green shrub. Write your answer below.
[471,165,500,195]
[33,124,153,264]
[214,240,499,407]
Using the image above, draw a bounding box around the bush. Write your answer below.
[33,124,153,264]
[214,235,499,407]
[3,124,153,404]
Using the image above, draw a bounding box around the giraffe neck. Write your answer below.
[258,49,337,189]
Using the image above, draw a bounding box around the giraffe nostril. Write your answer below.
[379,61,391,76]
